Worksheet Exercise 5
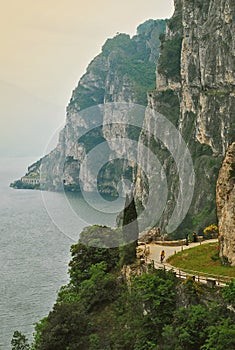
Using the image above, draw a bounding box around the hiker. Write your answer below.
[160,250,165,263]
[193,231,197,243]
[185,234,189,246]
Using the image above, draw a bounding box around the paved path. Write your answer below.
[145,239,231,286]
[148,238,218,264]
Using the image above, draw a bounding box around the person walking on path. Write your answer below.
[185,234,189,246]
[193,231,197,243]
[160,249,166,263]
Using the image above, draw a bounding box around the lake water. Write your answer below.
[0,157,122,349]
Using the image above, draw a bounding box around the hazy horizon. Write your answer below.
[0,0,174,157]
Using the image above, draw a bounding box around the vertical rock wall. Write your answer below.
[136,0,235,236]
[216,142,235,265]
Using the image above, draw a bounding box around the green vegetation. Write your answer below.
[156,89,180,126]
[188,61,198,83]
[102,34,135,57]
[137,19,166,36]
[97,160,134,198]
[119,194,139,266]
[222,279,235,307]
[158,36,183,81]
[168,243,235,278]
[167,1,182,32]
[230,162,235,179]
[70,20,166,110]
[78,126,105,153]
[12,224,235,350]
[161,304,235,350]
[10,7,235,347]
[172,144,221,237]
[204,90,231,97]
[118,58,157,105]
[201,319,235,350]
[10,180,40,190]
[71,85,105,111]
[61,20,167,198]
[11,331,30,350]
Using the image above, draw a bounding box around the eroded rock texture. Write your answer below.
[136,0,235,236]
[19,20,166,195]
[217,142,235,265]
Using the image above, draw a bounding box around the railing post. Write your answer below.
[151,259,154,269]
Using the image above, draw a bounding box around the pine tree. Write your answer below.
[120,192,139,265]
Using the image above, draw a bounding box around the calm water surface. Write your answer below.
[0,157,120,349]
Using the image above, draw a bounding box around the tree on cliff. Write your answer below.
[11,331,30,350]
[68,226,120,288]
[119,192,139,265]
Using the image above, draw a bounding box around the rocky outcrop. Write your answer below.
[136,0,235,236]
[139,226,162,243]
[216,142,235,265]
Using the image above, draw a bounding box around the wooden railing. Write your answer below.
[147,258,233,287]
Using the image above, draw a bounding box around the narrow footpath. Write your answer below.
[148,238,218,264]
[145,239,230,287]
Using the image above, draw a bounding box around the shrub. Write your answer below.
[158,36,182,81]
[203,224,218,239]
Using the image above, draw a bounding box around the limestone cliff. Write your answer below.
[13,0,235,238]
[216,142,235,265]
[136,0,235,236]
[15,20,166,195]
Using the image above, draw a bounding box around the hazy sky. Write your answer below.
[0,0,174,157]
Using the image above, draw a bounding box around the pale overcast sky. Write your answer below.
[0,0,174,157]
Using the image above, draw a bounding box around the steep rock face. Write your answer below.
[216,142,235,265]
[180,0,235,154]
[14,0,235,238]
[136,0,235,236]
[20,20,166,194]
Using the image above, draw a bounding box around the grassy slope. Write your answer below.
[167,243,235,278]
